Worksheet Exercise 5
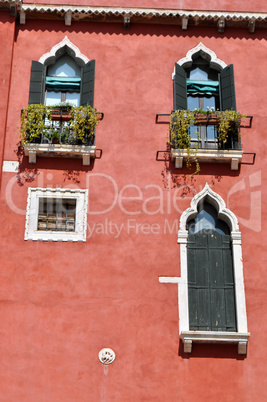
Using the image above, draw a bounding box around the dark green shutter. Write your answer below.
[174,63,187,110]
[220,64,236,111]
[28,61,45,104]
[80,60,95,107]
[187,230,237,332]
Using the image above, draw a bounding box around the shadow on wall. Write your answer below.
[15,19,266,41]
[178,339,247,360]
[14,141,94,186]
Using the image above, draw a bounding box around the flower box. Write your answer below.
[50,107,72,122]
[194,113,220,126]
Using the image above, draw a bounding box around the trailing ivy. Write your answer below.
[20,104,51,144]
[169,110,200,173]
[69,105,100,143]
[169,109,245,173]
[20,104,101,145]
[217,110,244,147]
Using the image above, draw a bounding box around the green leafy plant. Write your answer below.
[69,105,100,143]
[20,104,101,145]
[20,104,51,143]
[217,110,244,147]
[169,109,244,173]
[169,110,194,149]
[169,110,200,173]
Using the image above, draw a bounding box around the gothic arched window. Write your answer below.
[178,184,249,354]
[28,37,95,107]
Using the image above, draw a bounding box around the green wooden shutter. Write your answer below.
[174,63,187,110]
[188,233,211,330]
[28,61,45,104]
[220,64,236,111]
[80,60,95,107]
[187,230,237,332]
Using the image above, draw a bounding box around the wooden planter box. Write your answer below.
[194,113,219,126]
[50,108,73,122]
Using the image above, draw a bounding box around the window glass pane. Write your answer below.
[187,202,230,235]
[204,96,216,110]
[206,126,216,140]
[66,92,80,107]
[188,96,199,110]
[38,198,76,232]
[47,55,81,78]
[46,91,61,106]
[189,67,208,80]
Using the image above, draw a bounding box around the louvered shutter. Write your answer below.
[187,230,237,332]
[80,60,95,107]
[173,63,187,110]
[220,64,236,111]
[28,61,45,104]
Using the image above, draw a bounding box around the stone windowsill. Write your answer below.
[180,330,250,354]
[24,143,96,166]
[171,148,243,170]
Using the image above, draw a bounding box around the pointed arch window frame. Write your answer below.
[170,43,243,170]
[24,37,97,165]
[28,36,95,107]
[178,184,249,354]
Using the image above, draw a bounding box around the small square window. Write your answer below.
[37,198,76,232]
[25,188,88,241]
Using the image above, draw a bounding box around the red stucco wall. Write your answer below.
[0,13,15,189]
[25,0,267,13]
[0,10,267,402]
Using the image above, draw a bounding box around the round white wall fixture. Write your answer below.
[98,348,115,365]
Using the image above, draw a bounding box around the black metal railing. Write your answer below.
[24,107,104,146]
[156,112,253,152]
[179,124,242,151]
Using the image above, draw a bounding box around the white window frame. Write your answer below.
[25,188,88,242]
[178,183,250,354]
[171,42,243,170]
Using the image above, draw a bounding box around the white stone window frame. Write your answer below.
[171,42,243,170]
[177,183,250,354]
[24,37,96,166]
[25,188,88,242]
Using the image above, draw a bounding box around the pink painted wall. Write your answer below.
[0,12,267,402]
[26,0,267,13]
[0,13,15,188]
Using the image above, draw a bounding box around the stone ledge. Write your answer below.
[24,143,96,166]
[180,331,250,354]
[171,148,243,170]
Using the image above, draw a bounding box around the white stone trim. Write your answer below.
[179,183,239,232]
[159,276,180,284]
[178,184,249,354]
[171,148,243,170]
[20,4,267,23]
[39,36,89,67]
[2,161,19,173]
[180,331,250,354]
[172,42,227,79]
[25,188,88,242]
[24,144,96,166]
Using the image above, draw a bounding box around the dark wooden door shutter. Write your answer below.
[80,60,95,107]
[187,230,237,332]
[174,63,187,110]
[28,61,45,104]
[220,64,236,111]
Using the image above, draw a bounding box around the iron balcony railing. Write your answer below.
[23,106,104,146]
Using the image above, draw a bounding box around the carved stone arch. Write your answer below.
[172,42,227,79]
[38,36,89,67]
[179,183,239,233]
[177,184,249,354]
